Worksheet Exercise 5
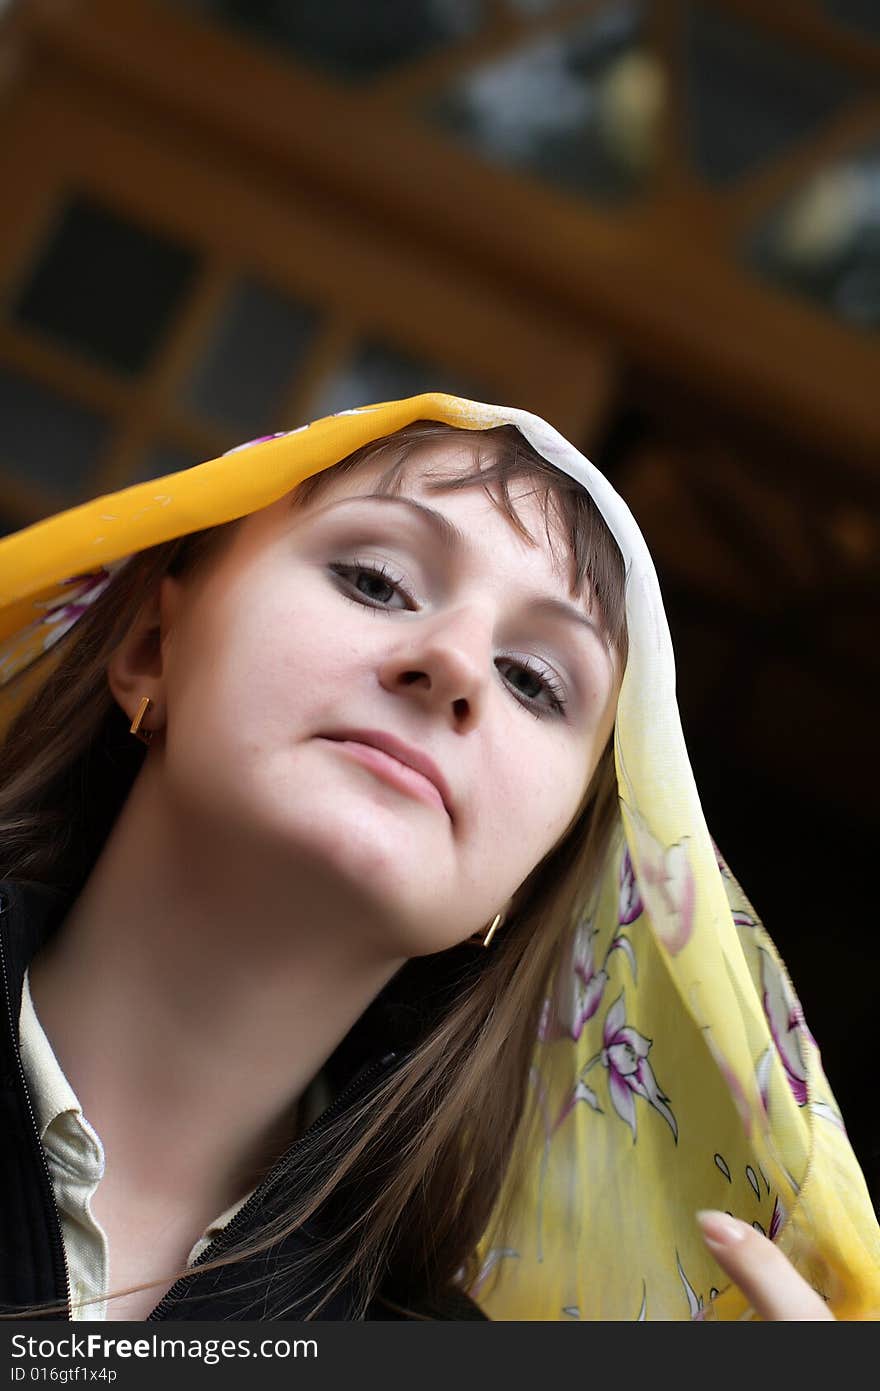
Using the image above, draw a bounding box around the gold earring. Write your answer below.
[129,695,154,745]
[467,912,504,948]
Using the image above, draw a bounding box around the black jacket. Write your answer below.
[0,879,489,1321]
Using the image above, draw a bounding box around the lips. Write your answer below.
[317,727,453,820]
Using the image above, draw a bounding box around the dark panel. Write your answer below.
[12,194,201,374]
[0,365,111,501]
[173,0,487,80]
[184,277,318,434]
[685,3,856,184]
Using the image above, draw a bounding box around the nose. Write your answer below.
[377,603,493,729]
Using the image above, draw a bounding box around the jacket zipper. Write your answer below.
[146,1047,401,1321]
[0,918,73,1320]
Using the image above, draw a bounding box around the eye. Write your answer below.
[497,657,568,719]
[329,559,415,611]
[331,561,568,718]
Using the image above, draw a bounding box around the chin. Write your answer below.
[294,806,426,890]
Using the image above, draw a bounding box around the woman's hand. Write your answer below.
[697,1210,836,1320]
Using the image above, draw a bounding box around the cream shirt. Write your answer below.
[18,965,333,1320]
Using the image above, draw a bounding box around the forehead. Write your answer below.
[282,436,574,573]
[310,435,495,498]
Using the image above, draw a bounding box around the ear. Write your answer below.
[106,574,186,741]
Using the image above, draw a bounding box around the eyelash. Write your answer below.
[330,558,569,719]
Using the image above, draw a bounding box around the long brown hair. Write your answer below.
[0,420,628,1320]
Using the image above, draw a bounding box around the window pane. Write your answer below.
[183,277,318,434]
[419,1,660,204]
[309,339,487,418]
[170,0,487,80]
[744,144,880,332]
[0,366,111,500]
[684,4,856,185]
[12,195,200,374]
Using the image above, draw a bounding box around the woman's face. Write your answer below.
[143,439,622,955]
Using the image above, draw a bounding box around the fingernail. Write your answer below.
[697,1210,748,1246]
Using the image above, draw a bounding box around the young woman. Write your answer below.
[0,397,877,1322]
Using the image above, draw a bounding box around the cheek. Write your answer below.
[166,569,373,770]
[472,741,587,884]
[163,585,276,759]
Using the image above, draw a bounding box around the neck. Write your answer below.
[27,755,405,1218]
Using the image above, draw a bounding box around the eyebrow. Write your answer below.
[305,492,609,650]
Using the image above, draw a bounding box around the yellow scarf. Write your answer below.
[1,394,878,1320]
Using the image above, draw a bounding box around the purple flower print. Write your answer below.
[550,1062,603,1140]
[538,925,607,1044]
[758,947,809,1107]
[573,1076,603,1112]
[710,837,731,878]
[619,845,643,924]
[50,568,118,622]
[0,566,125,687]
[733,910,758,930]
[609,930,637,981]
[549,1068,603,1134]
[599,992,678,1142]
[538,920,637,1044]
[768,1195,783,1241]
[625,811,695,956]
[568,926,608,1037]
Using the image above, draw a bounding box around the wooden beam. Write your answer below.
[0,60,616,494]
[12,0,880,472]
[0,323,133,418]
[367,0,607,106]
